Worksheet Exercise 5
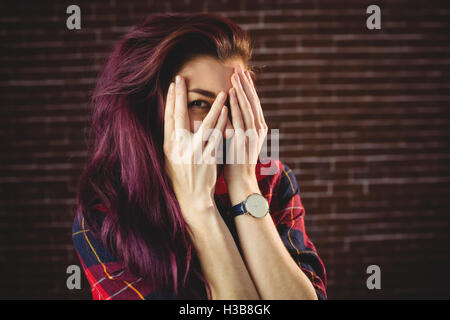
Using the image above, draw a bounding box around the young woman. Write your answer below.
[72,13,327,300]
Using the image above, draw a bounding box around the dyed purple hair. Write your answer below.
[76,13,253,299]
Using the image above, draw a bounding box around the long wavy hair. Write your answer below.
[75,13,253,299]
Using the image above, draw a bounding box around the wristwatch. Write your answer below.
[230,193,269,218]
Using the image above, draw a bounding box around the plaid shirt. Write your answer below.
[72,159,327,300]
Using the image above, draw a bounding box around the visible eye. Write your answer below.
[188,100,211,109]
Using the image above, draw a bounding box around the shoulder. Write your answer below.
[71,208,119,272]
[72,210,170,300]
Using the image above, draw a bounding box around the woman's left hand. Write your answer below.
[223,66,268,206]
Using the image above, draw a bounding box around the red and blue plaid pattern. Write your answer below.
[72,159,327,299]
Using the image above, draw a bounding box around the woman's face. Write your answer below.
[175,55,247,136]
[165,55,248,173]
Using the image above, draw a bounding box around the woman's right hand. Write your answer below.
[163,75,229,225]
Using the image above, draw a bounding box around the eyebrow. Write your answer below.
[188,88,217,99]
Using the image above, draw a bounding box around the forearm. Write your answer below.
[185,203,260,300]
[230,182,318,300]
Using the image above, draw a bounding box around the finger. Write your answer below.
[244,69,267,129]
[174,75,190,131]
[237,67,265,129]
[197,91,227,139]
[244,69,257,96]
[231,71,255,129]
[236,67,257,109]
[229,87,244,130]
[164,82,175,143]
[205,106,228,151]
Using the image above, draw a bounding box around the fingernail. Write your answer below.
[221,106,228,115]
[176,75,182,85]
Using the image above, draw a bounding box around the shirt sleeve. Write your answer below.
[72,214,169,300]
[272,161,328,300]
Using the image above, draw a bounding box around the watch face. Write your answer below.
[245,194,269,218]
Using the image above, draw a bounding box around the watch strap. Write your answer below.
[230,201,246,218]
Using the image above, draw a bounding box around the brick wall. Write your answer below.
[1,0,449,299]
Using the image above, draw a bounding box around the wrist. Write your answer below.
[175,187,214,208]
[178,196,215,214]
[184,205,224,239]
[228,177,261,206]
